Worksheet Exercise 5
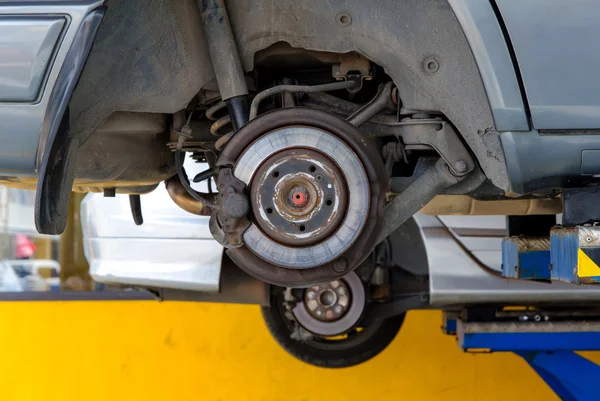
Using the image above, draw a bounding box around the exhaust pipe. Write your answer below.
[165,176,214,216]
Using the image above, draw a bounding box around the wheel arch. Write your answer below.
[72,0,527,192]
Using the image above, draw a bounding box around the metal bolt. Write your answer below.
[454,160,468,173]
[519,315,529,322]
[534,314,542,322]
[336,12,352,27]
[423,56,440,74]
[332,258,348,273]
[587,236,593,243]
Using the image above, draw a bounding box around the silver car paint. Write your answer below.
[417,214,600,306]
[0,1,103,175]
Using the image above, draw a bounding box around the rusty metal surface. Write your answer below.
[164,176,214,216]
[303,279,351,322]
[237,126,368,269]
[217,108,386,287]
[250,149,347,247]
[214,167,250,248]
[515,237,551,252]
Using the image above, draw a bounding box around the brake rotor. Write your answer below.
[235,126,369,269]
[217,108,386,287]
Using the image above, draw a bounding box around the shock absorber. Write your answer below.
[197,0,249,130]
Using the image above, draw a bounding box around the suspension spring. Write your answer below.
[206,101,233,137]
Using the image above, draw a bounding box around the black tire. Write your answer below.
[261,293,405,368]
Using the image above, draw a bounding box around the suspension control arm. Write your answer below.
[378,158,466,242]
[346,82,394,127]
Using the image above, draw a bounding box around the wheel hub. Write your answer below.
[304,279,351,322]
[250,149,348,247]
[293,271,365,336]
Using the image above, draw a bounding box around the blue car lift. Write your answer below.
[443,313,600,401]
[441,226,600,401]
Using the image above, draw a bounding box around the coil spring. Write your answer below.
[206,101,234,150]
[206,100,232,131]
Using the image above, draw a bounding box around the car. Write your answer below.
[5,0,600,366]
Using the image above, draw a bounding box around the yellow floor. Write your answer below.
[1,301,595,400]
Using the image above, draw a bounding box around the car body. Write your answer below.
[0,0,595,270]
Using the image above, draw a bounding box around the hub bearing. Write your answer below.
[250,149,348,247]
[217,108,387,287]
[293,271,365,336]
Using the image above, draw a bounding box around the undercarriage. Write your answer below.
[5,0,600,369]
[1,0,573,287]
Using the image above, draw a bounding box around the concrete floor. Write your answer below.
[0,301,592,400]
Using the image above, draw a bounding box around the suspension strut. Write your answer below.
[197,0,249,129]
